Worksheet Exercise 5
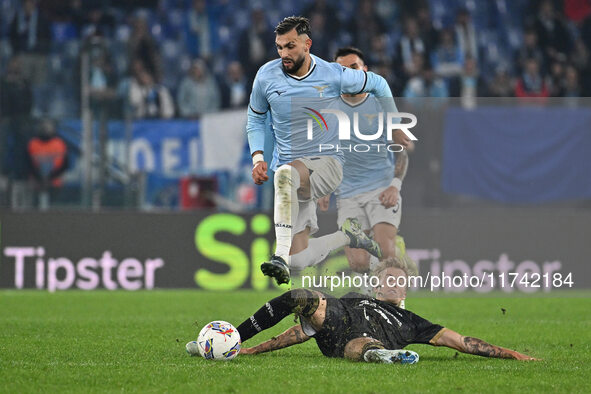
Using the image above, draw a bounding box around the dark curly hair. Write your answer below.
[274,16,311,37]
[334,46,366,63]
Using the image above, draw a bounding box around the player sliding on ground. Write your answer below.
[247,16,397,285]
[236,257,538,363]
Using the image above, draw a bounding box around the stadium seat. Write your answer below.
[429,0,452,27]
[48,54,63,75]
[165,8,185,39]
[115,24,132,43]
[151,23,164,42]
[51,22,79,44]
[504,27,524,51]
[162,39,181,59]
[0,0,15,37]
[0,38,11,67]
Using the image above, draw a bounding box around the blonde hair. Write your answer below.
[373,256,409,277]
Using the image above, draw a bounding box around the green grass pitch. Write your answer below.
[1,290,590,393]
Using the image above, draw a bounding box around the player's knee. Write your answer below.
[344,337,385,361]
[285,289,320,317]
[275,164,300,190]
[275,165,291,182]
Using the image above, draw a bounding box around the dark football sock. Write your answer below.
[237,289,319,342]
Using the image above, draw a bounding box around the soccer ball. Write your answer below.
[196,321,241,361]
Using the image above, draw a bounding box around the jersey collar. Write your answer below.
[285,55,316,81]
[340,93,369,107]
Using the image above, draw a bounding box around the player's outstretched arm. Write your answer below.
[394,148,409,182]
[433,329,539,360]
[241,325,310,355]
[247,110,269,185]
[246,69,270,185]
[379,149,408,208]
[251,150,269,185]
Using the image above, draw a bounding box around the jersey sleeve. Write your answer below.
[407,311,446,345]
[340,67,394,98]
[248,71,269,114]
[340,66,368,95]
[365,71,394,98]
[246,72,269,154]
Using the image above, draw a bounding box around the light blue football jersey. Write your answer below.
[246,54,395,170]
[335,95,398,198]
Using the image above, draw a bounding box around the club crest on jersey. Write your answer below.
[362,113,378,124]
[313,85,329,97]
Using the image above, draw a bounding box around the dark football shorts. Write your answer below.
[301,293,446,358]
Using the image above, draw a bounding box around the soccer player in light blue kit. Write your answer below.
[295,47,417,304]
[247,17,395,285]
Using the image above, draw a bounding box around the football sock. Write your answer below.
[291,232,349,271]
[237,289,319,342]
[273,165,300,261]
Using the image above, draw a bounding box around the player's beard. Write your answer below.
[282,54,306,74]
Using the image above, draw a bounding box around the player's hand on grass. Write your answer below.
[514,353,541,361]
[239,347,256,355]
[252,161,269,185]
[317,195,330,211]
[379,186,399,208]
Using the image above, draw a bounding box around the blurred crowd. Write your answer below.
[1,0,590,122]
[0,0,589,208]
